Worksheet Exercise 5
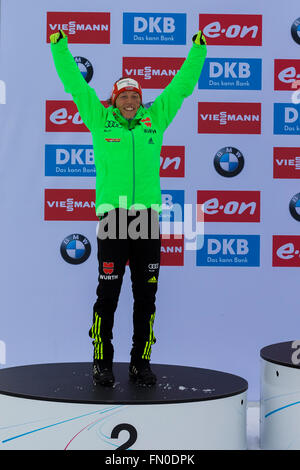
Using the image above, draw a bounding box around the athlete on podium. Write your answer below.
[50,29,207,387]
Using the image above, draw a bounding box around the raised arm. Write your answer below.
[148,31,207,132]
[50,30,106,132]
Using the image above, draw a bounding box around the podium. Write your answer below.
[261,341,300,450]
[0,362,248,450]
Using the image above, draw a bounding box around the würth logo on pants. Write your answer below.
[103,262,114,274]
[100,262,118,280]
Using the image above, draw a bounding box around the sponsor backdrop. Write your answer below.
[1,0,300,400]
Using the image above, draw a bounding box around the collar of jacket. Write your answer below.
[111,106,146,129]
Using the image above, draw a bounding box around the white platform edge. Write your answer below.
[0,390,248,450]
[260,357,300,450]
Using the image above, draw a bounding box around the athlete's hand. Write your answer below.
[192,30,206,46]
[50,30,67,44]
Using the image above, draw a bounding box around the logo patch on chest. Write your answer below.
[105,138,121,142]
[141,117,152,128]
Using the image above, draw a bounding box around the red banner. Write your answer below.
[46,12,110,43]
[199,14,262,46]
[273,236,300,267]
[122,57,184,88]
[273,147,300,178]
[197,190,260,222]
[198,102,261,134]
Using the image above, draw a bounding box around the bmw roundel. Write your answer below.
[289,193,300,221]
[74,57,94,83]
[214,147,244,177]
[60,234,91,265]
[291,18,300,45]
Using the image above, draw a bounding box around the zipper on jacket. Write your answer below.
[131,129,135,206]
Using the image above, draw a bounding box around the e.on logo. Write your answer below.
[199,14,262,46]
[197,190,260,222]
[46,101,88,132]
[274,60,300,91]
[46,101,109,132]
[273,236,300,267]
[160,146,185,177]
[46,100,108,132]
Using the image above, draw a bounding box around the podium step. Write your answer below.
[0,362,248,450]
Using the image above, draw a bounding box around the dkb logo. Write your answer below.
[123,13,186,44]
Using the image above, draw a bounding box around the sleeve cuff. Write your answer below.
[50,36,68,52]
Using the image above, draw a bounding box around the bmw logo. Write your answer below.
[289,193,300,221]
[60,234,91,265]
[291,18,300,45]
[214,147,244,177]
[74,57,94,83]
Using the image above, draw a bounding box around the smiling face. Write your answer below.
[115,91,141,119]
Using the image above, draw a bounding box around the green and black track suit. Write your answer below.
[51,36,207,365]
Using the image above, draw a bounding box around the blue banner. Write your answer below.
[123,13,186,44]
[274,103,300,135]
[196,235,260,267]
[160,190,185,221]
[45,144,95,176]
[198,58,262,90]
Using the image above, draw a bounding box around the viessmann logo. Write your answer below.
[198,102,261,134]
[274,59,300,90]
[199,14,262,46]
[161,235,184,266]
[273,236,300,267]
[273,147,300,178]
[197,190,260,222]
[46,12,110,43]
[122,57,184,88]
[44,189,97,220]
[45,189,185,221]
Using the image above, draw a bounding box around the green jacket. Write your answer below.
[51,37,207,216]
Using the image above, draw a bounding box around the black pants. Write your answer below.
[89,209,161,364]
